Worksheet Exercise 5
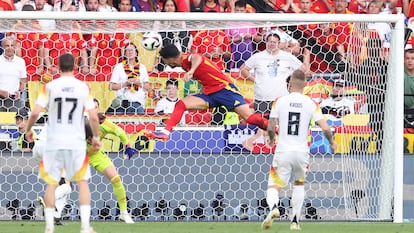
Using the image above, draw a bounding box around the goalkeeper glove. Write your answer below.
[124,146,136,160]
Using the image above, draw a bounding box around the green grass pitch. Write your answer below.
[2,221,414,233]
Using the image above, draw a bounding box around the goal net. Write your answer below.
[0,11,404,222]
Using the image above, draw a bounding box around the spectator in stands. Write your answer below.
[42,5,89,76]
[15,109,37,152]
[240,34,303,153]
[8,5,44,109]
[118,0,133,11]
[404,49,414,109]
[53,0,86,11]
[224,0,261,70]
[203,0,222,11]
[155,78,186,125]
[131,0,158,11]
[311,0,333,13]
[291,0,313,13]
[0,33,4,55]
[12,4,47,78]
[98,0,117,11]
[190,0,221,11]
[307,23,347,73]
[107,43,151,115]
[330,0,353,44]
[34,0,56,31]
[88,32,130,78]
[240,33,303,118]
[351,37,387,154]
[155,78,180,115]
[155,0,192,71]
[366,0,392,49]
[320,79,355,126]
[191,27,231,72]
[86,0,99,10]
[0,0,15,10]
[248,0,288,12]
[0,36,27,113]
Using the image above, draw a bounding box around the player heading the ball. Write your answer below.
[145,44,269,141]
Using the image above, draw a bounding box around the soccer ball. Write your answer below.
[141,31,162,51]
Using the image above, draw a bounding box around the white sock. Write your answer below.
[44,208,55,231]
[266,188,279,210]
[55,184,72,218]
[80,205,91,229]
[291,185,305,222]
[121,210,128,214]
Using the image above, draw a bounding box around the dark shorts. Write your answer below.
[194,84,246,111]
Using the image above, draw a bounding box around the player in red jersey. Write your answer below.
[145,44,269,141]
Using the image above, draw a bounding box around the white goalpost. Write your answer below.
[0,11,405,223]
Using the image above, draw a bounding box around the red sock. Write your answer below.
[165,100,187,132]
[246,113,268,130]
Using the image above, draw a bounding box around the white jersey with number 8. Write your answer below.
[270,92,324,152]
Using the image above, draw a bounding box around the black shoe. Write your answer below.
[54,217,65,226]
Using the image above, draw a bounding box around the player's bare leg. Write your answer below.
[145,96,207,141]
[234,104,268,130]
[44,184,57,233]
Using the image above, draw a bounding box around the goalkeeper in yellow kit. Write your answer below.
[86,98,136,223]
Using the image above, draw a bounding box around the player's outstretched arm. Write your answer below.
[317,119,337,152]
[267,118,278,147]
[25,104,43,142]
[88,108,102,152]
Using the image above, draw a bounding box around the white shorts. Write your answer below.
[32,140,46,162]
[268,151,309,188]
[39,149,90,185]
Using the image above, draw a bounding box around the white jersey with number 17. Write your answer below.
[35,76,95,150]
[270,92,324,152]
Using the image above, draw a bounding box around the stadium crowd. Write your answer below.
[0,0,409,124]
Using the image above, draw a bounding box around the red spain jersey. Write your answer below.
[0,0,14,10]
[9,21,47,73]
[329,9,353,51]
[311,0,333,13]
[45,32,86,66]
[330,9,354,36]
[88,32,129,74]
[181,53,234,95]
[16,32,47,72]
[271,0,288,11]
[191,30,230,71]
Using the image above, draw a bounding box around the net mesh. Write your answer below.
[0,13,398,222]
